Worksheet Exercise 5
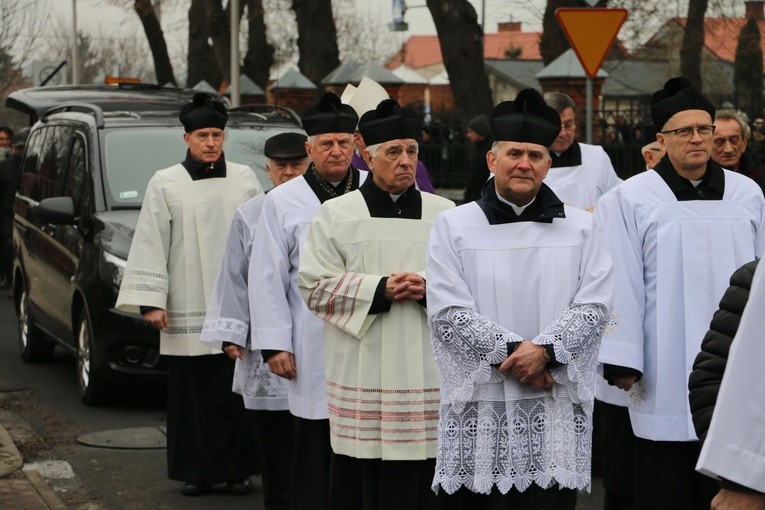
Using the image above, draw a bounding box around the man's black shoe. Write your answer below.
[181,481,209,496]
[226,479,252,495]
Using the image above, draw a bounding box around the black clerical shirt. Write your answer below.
[653,155,725,201]
[303,163,361,204]
[550,140,582,168]
[477,178,565,225]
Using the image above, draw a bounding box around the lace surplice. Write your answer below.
[429,303,609,495]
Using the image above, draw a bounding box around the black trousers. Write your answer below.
[166,354,257,483]
[600,401,635,510]
[329,453,437,510]
[292,417,332,510]
[248,409,294,510]
[436,484,576,510]
[633,438,718,510]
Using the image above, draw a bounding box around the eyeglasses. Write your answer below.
[660,125,715,139]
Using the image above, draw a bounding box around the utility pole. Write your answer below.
[230,0,240,106]
[72,0,79,85]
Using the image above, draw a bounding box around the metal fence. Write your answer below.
[419,114,646,191]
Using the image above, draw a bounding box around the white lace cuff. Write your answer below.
[429,305,523,413]
[534,302,610,410]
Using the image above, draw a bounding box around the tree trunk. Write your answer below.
[187,0,223,89]
[540,0,607,65]
[426,0,493,122]
[680,0,708,92]
[292,0,340,89]
[242,0,274,89]
[204,0,231,87]
[134,0,176,86]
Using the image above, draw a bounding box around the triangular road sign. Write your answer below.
[555,8,628,79]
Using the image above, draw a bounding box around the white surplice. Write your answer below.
[696,256,765,493]
[426,201,614,495]
[595,169,765,441]
[250,172,368,420]
[200,193,289,410]
[298,190,454,460]
[544,143,622,211]
[116,162,262,356]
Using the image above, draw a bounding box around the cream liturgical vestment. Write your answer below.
[200,193,289,410]
[595,169,765,441]
[544,142,622,211]
[426,191,614,495]
[250,171,368,420]
[116,163,262,355]
[298,189,454,460]
[696,257,765,493]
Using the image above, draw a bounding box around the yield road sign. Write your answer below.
[555,8,628,79]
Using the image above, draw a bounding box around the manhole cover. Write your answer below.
[77,427,166,449]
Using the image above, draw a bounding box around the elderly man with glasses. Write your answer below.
[542,91,622,212]
[593,77,765,510]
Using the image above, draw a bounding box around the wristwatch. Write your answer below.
[540,345,552,364]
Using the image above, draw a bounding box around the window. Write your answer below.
[19,127,47,200]
[36,125,73,201]
[65,135,86,212]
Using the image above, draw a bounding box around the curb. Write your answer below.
[24,469,68,510]
[0,421,23,478]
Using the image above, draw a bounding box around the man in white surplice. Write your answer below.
[595,77,765,510]
[542,91,622,212]
[249,92,365,510]
[426,89,614,509]
[116,93,262,495]
[200,132,308,509]
[298,99,454,510]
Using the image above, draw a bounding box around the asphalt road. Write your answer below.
[0,292,604,509]
[0,293,264,510]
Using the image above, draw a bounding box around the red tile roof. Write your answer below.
[386,30,542,70]
[674,17,765,71]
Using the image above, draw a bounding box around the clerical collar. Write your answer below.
[181,150,227,181]
[477,177,565,225]
[550,140,582,168]
[303,163,360,204]
[359,176,421,219]
[653,156,725,201]
[495,192,535,215]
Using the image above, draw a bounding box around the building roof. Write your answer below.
[688,16,765,71]
[387,26,542,70]
[192,80,217,94]
[535,49,608,79]
[485,59,544,89]
[321,61,403,86]
[223,75,265,95]
[646,15,765,72]
[269,68,316,90]
[391,64,428,84]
